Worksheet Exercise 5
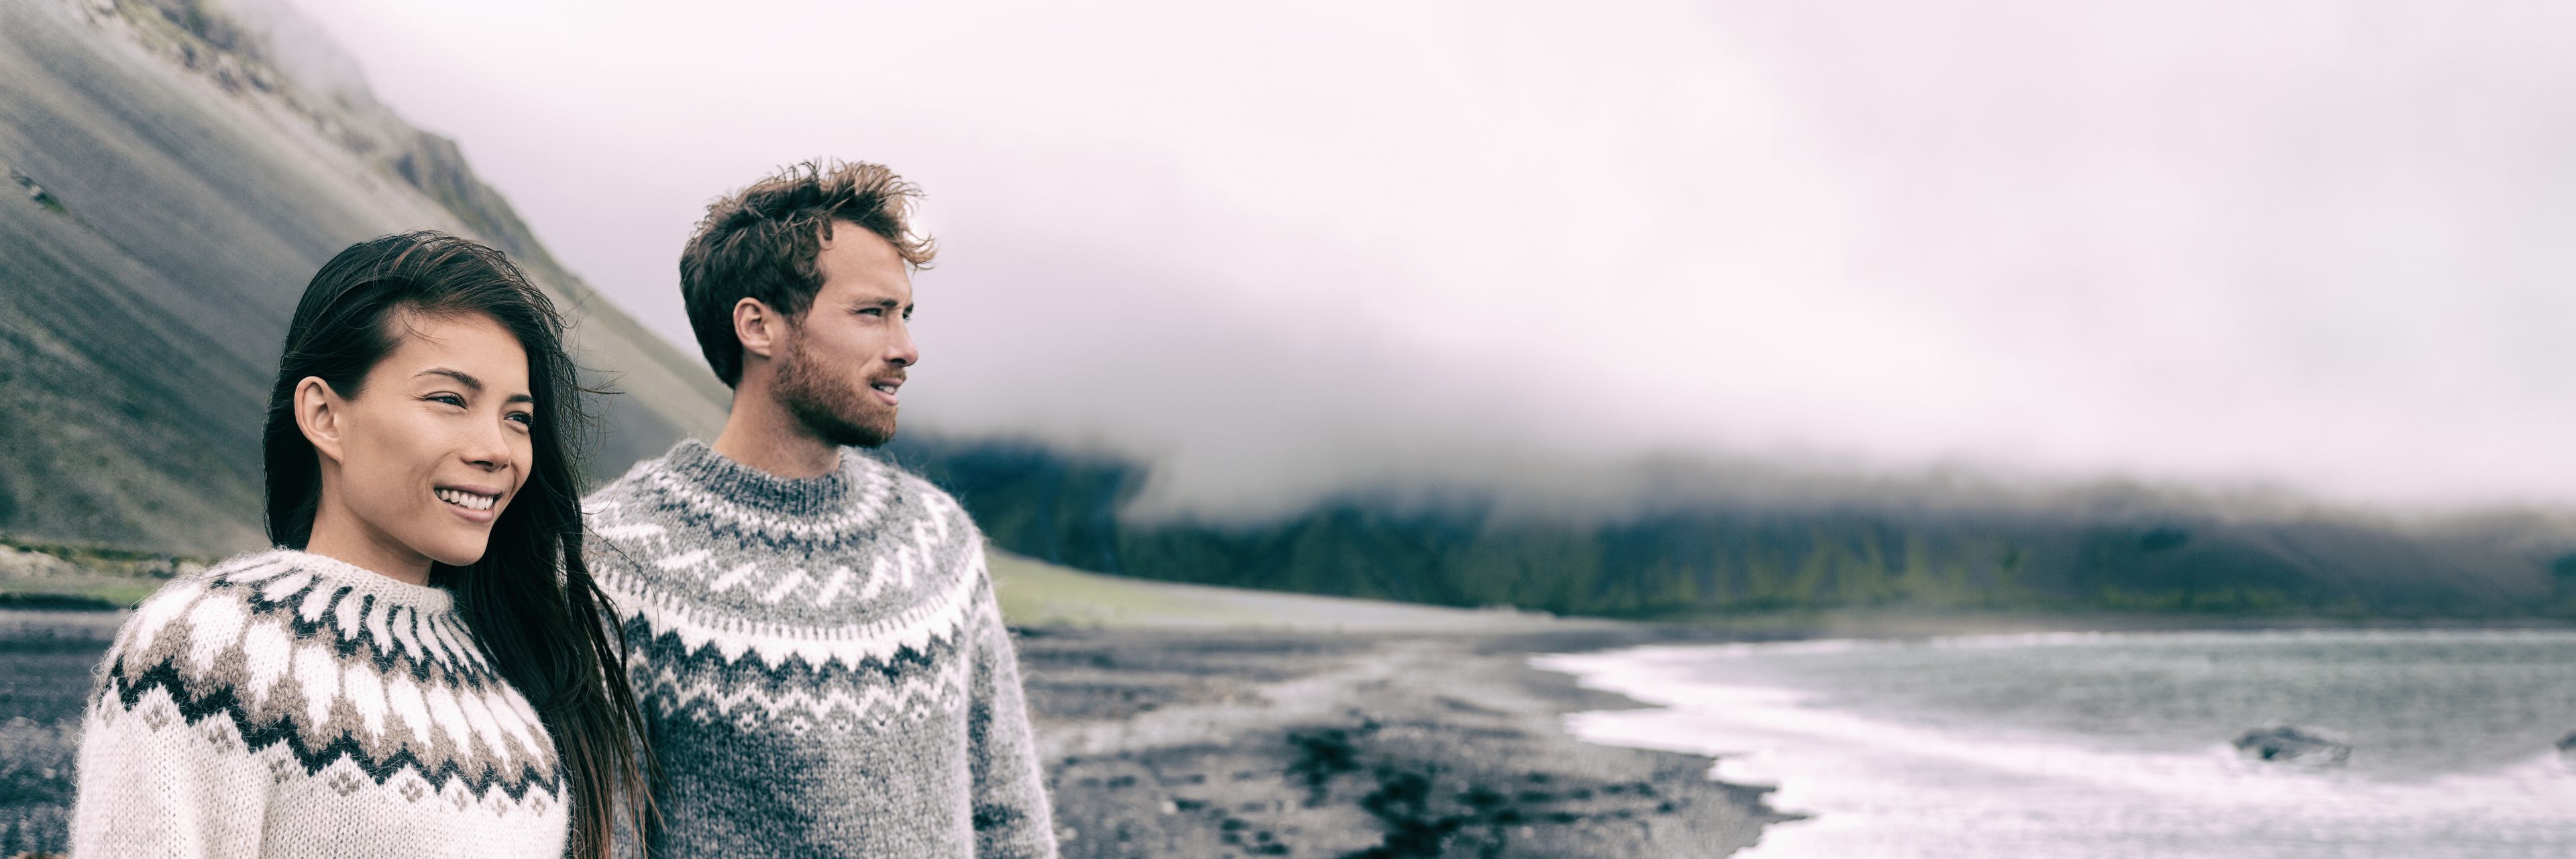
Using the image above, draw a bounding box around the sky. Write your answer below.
[267,0,2576,520]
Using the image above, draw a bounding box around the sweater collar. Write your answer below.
[659,438,869,517]
[268,549,457,615]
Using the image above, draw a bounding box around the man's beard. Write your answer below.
[773,331,896,448]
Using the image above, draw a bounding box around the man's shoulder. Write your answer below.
[580,445,688,583]
[863,452,977,534]
[583,446,681,509]
[862,450,947,499]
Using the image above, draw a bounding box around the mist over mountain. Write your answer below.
[888,434,2576,619]
[3,0,2570,621]
[275,0,2576,525]
[0,0,722,553]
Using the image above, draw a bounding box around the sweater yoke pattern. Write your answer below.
[71,550,569,856]
[587,444,984,675]
[586,439,1058,858]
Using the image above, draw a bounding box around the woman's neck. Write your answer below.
[304,501,435,586]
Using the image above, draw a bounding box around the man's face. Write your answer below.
[773,221,917,448]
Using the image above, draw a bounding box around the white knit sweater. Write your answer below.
[69,550,569,858]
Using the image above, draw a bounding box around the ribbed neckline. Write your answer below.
[270,549,457,615]
[659,438,867,517]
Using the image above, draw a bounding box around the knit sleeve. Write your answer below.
[68,595,272,856]
[963,543,1059,859]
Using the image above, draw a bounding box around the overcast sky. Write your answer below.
[272,0,2576,519]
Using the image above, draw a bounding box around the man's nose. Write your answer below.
[886,319,920,367]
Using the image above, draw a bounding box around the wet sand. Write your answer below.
[1018,626,1787,858]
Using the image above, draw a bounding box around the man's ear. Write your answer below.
[294,376,350,466]
[735,297,783,361]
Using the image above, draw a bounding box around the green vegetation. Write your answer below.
[986,548,1578,631]
[0,537,209,609]
[985,550,1251,627]
[890,436,2576,622]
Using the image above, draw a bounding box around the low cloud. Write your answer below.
[278,0,2576,519]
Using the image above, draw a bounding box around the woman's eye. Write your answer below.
[506,411,535,427]
[428,394,466,408]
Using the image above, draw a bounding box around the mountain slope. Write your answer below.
[0,0,724,553]
[888,436,2576,619]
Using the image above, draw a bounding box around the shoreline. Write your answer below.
[11,602,2572,857]
[1016,625,1793,858]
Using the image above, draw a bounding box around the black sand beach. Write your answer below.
[1020,627,1786,858]
[0,608,1783,858]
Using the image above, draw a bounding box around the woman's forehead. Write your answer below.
[377,311,531,389]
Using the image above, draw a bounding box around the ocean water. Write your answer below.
[1534,629,2576,858]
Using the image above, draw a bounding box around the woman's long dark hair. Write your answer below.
[262,232,647,858]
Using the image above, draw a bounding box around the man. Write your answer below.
[586,160,1056,858]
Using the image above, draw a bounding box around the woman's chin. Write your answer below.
[420,538,490,569]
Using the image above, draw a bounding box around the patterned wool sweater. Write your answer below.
[585,439,1056,858]
[70,550,568,858]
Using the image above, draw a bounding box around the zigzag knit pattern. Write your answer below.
[69,550,568,858]
[586,439,1057,858]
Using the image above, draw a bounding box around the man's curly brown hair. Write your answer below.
[679,159,936,387]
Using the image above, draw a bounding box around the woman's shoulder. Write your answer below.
[114,549,356,646]
[109,549,297,661]
[102,549,492,706]
[93,550,313,727]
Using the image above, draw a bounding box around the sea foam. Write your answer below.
[1536,632,2576,858]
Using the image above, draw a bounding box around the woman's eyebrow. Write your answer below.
[417,368,483,391]
[417,368,533,403]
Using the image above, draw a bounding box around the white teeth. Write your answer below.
[436,489,495,511]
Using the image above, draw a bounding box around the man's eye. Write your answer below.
[858,307,883,317]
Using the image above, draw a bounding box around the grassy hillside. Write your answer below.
[984,550,1593,631]
[0,0,724,554]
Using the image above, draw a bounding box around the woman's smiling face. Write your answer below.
[303,310,534,570]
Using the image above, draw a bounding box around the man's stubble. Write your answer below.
[773,326,896,449]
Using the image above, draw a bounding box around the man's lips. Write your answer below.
[869,376,904,406]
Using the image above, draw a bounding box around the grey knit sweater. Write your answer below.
[585,439,1056,858]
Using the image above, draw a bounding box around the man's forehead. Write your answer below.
[819,219,905,262]
[817,272,912,305]
[816,225,912,299]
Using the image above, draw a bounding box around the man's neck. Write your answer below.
[710,384,841,478]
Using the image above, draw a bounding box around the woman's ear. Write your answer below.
[294,376,349,465]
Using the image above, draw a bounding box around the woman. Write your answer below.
[69,233,648,858]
